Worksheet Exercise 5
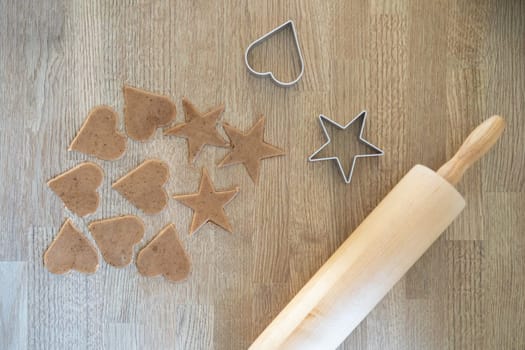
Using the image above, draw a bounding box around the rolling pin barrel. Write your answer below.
[249,116,505,350]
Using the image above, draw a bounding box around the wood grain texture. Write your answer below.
[0,0,523,349]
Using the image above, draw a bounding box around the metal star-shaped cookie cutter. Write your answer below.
[244,20,305,87]
[308,111,384,184]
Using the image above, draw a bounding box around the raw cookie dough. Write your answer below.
[69,105,127,160]
[48,162,104,216]
[44,219,99,274]
[136,224,191,282]
[218,116,285,183]
[123,85,177,141]
[88,215,144,267]
[173,168,239,234]
[112,159,169,215]
[164,97,228,163]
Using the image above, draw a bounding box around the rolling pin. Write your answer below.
[250,116,505,350]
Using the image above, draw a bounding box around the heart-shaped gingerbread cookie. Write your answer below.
[123,85,177,141]
[69,106,127,160]
[136,224,191,282]
[88,215,144,267]
[48,162,104,216]
[112,159,169,214]
[44,219,99,274]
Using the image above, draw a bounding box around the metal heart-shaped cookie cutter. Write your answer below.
[244,20,305,88]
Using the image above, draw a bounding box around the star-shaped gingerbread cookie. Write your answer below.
[164,97,228,163]
[218,116,285,183]
[173,168,239,235]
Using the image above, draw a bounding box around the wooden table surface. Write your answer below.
[1,1,524,349]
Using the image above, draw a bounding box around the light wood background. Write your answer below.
[1,0,524,349]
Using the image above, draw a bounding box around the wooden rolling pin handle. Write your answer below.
[437,115,506,185]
